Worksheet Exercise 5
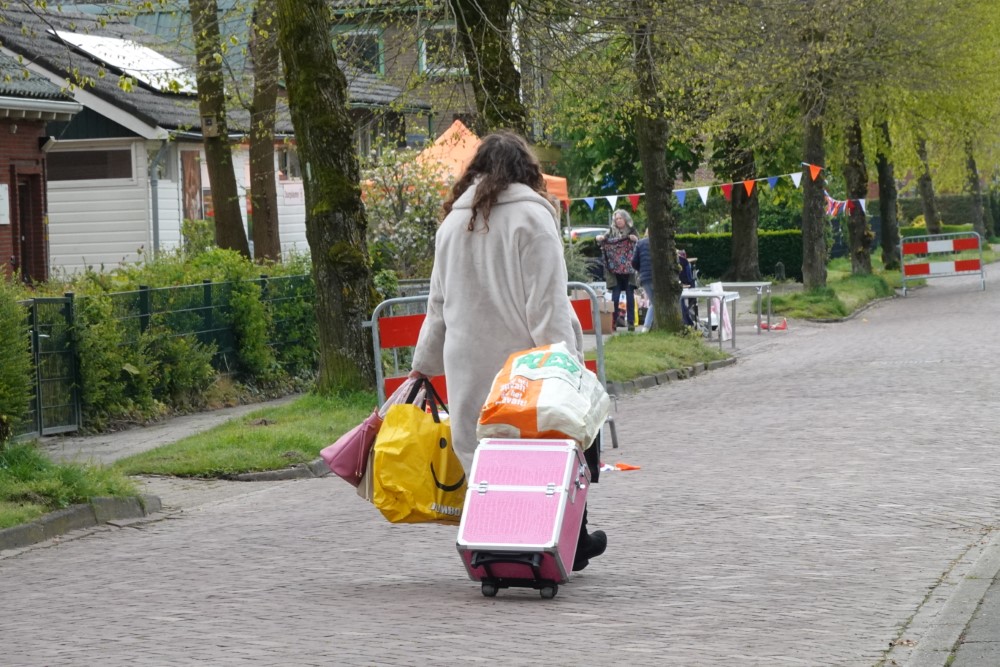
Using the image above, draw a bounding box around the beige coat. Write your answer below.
[412,182,584,470]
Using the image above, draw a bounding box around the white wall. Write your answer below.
[47,140,312,275]
[47,140,151,275]
[232,145,310,258]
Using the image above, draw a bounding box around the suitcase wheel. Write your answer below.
[481,582,499,598]
[539,584,558,600]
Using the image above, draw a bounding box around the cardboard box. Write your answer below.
[599,311,614,334]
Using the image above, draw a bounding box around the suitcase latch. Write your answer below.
[477,481,488,494]
[546,483,556,496]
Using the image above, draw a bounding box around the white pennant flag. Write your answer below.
[606,195,618,210]
[790,172,803,188]
[858,198,867,214]
[697,186,710,205]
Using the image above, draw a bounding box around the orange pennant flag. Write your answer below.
[743,180,755,196]
[809,164,822,181]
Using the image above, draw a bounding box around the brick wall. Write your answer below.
[0,118,49,282]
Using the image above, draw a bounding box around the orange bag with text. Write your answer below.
[477,341,609,447]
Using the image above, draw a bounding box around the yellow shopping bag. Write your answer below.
[372,378,467,524]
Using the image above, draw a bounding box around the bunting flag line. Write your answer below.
[823,191,867,217]
[567,161,832,211]
[805,162,823,181]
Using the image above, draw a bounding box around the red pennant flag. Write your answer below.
[720,183,733,201]
[809,164,822,181]
[562,200,569,211]
[743,180,755,196]
[846,200,855,214]
[628,194,641,210]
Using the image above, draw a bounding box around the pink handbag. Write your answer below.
[320,409,383,487]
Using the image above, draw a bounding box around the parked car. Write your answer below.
[562,226,606,242]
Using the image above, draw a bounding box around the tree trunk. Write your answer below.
[875,120,900,270]
[190,0,250,257]
[249,0,282,261]
[276,0,376,392]
[721,143,761,281]
[801,98,827,289]
[964,136,988,241]
[843,116,872,275]
[916,137,942,235]
[448,0,529,136]
[632,14,681,333]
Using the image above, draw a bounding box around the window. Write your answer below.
[47,149,133,181]
[419,24,465,76]
[277,144,302,180]
[334,29,383,76]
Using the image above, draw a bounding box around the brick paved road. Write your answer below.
[2,276,999,666]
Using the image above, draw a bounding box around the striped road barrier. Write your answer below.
[900,231,986,296]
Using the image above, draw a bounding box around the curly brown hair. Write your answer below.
[443,131,548,231]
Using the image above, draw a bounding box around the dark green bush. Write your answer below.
[676,230,804,281]
[0,282,32,445]
[74,293,158,429]
[899,223,975,238]
[575,229,804,281]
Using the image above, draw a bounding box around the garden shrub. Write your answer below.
[0,282,32,446]
[73,292,158,429]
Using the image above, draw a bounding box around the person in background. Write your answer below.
[596,209,639,331]
[409,130,607,571]
[631,227,654,331]
[678,249,697,326]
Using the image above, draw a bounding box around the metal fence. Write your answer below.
[15,274,314,438]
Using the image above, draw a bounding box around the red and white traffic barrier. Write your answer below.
[900,232,986,295]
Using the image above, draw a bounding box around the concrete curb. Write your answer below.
[227,458,331,481]
[883,528,1000,666]
[0,494,163,553]
[606,357,736,397]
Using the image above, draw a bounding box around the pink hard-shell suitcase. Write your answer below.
[456,438,590,599]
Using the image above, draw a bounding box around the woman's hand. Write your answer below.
[596,235,605,242]
[629,234,638,242]
[408,369,427,379]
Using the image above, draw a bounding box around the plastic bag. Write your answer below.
[477,341,610,447]
[372,378,467,524]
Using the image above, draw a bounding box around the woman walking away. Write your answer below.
[597,210,639,331]
[409,130,607,571]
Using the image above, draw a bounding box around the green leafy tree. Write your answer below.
[363,146,448,279]
[276,0,376,392]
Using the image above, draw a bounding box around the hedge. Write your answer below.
[576,229,804,282]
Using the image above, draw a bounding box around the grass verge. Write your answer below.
[770,246,997,320]
[0,443,138,529]
[596,328,729,382]
[114,330,728,476]
[112,391,377,477]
